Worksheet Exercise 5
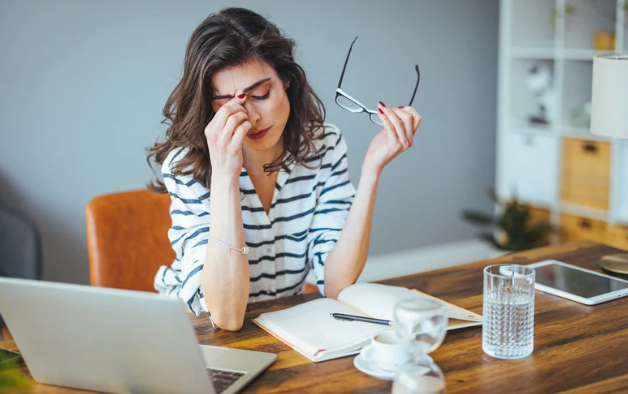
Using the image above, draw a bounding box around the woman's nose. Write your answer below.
[243,102,261,126]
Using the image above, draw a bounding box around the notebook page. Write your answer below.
[338,283,482,322]
[254,298,388,359]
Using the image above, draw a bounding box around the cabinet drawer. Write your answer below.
[560,139,611,211]
[607,225,628,251]
[559,213,607,244]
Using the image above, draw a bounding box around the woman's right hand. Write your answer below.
[205,94,252,179]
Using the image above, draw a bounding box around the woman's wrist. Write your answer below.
[360,164,382,183]
[211,172,240,191]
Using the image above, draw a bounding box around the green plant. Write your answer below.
[0,358,32,391]
[462,189,554,252]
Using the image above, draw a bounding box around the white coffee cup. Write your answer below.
[361,330,411,372]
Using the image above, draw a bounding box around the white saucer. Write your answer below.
[353,353,398,381]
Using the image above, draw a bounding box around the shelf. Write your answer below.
[510,123,555,135]
[559,202,609,221]
[562,60,593,131]
[498,0,627,243]
[511,48,556,59]
[561,126,609,141]
[561,49,610,60]
[564,0,617,51]
[511,0,556,49]
[509,59,556,128]
[510,49,614,61]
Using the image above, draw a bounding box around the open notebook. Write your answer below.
[253,283,483,362]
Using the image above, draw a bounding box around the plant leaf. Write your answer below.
[461,210,498,226]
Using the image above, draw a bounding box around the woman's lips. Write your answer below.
[247,126,271,140]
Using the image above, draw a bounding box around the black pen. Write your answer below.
[330,313,393,326]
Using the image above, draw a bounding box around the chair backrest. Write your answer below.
[86,190,175,292]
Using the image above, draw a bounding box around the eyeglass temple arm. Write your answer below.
[338,36,359,88]
[408,65,420,106]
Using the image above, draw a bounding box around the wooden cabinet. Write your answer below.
[607,225,628,251]
[560,139,611,211]
[559,213,607,244]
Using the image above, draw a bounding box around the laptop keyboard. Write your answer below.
[207,368,245,394]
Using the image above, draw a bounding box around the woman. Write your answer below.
[148,7,421,331]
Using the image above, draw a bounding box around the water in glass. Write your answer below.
[482,265,535,359]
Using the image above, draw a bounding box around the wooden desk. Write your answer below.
[3,241,628,393]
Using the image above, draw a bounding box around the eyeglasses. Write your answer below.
[335,36,420,126]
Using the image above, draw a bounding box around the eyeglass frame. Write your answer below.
[335,36,420,126]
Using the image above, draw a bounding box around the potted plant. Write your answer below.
[462,189,554,254]
[0,355,32,391]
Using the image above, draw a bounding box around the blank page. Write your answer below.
[254,298,389,360]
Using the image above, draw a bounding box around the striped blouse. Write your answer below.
[153,124,356,316]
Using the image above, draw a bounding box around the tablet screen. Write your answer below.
[536,263,628,299]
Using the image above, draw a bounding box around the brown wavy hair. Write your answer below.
[147,7,326,193]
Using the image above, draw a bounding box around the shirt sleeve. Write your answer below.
[153,148,212,319]
[306,125,357,296]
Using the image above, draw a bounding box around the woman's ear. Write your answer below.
[284,80,291,90]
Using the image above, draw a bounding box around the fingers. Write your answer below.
[206,94,249,145]
[231,119,253,151]
[219,111,249,145]
[378,102,410,150]
[398,106,422,132]
[376,106,398,146]
[210,95,249,131]
[394,107,415,146]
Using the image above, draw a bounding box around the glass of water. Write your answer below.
[482,264,535,359]
[393,298,448,354]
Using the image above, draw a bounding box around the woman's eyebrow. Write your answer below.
[212,77,272,100]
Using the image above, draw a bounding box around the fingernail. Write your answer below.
[378,108,383,114]
[238,93,246,99]
[378,101,386,107]
[398,106,404,109]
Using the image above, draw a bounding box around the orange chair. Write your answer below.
[86,189,318,294]
[86,189,175,292]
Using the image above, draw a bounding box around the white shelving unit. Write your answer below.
[496,0,628,244]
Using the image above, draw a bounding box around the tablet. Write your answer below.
[527,260,628,305]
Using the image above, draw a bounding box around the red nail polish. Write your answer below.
[378,108,383,114]
[398,106,404,109]
[238,93,246,99]
[379,101,386,107]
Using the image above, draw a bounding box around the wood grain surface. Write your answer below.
[2,241,628,393]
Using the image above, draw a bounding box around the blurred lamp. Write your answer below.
[590,53,628,273]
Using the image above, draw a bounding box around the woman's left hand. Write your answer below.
[362,102,422,177]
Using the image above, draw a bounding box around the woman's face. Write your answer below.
[210,58,290,155]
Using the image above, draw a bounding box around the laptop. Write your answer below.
[0,277,276,394]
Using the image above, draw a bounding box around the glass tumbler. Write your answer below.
[392,355,446,394]
[393,298,448,354]
[482,264,535,359]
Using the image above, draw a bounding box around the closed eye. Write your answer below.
[252,87,271,100]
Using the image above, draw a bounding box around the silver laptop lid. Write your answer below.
[0,277,215,394]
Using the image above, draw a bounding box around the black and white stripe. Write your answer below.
[154,124,356,317]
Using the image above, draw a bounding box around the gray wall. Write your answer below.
[0,0,498,284]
